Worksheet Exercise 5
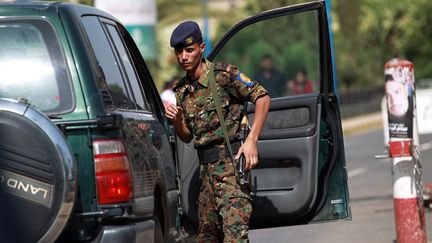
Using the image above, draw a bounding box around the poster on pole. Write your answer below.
[384,58,415,139]
[95,0,157,60]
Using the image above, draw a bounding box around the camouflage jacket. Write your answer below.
[174,59,268,149]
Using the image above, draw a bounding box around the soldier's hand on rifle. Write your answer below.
[165,104,183,125]
[236,138,259,170]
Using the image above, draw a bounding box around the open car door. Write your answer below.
[178,0,350,231]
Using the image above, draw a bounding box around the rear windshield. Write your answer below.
[0,19,73,114]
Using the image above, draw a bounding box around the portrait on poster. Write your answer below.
[385,66,414,138]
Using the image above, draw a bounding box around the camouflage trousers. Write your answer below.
[196,155,252,243]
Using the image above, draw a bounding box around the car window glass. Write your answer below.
[117,24,162,114]
[213,11,320,98]
[81,16,134,110]
[104,24,148,111]
[0,20,73,114]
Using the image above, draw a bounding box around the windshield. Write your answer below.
[0,19,73,114]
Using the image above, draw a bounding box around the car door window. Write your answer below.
[213,11,320,98]
[82,16,134,110]
[103,23,149,111]
[116,24,167,120]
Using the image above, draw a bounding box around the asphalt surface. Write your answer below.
[250,128,432,243]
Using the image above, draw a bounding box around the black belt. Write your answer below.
[197,141,241,164]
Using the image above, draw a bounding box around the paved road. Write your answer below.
[250,129,432,243]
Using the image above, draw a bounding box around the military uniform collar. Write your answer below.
[186,58,212,88]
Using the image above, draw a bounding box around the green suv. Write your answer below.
[0,1,350,242]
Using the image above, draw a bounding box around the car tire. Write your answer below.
[0,99,76,243]
[154,215,165,243]
[154,192,167,243]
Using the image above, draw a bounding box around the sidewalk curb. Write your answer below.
[342,112,383,137]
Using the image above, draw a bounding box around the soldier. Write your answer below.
[165,21,270,242]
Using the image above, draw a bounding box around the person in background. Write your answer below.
[288,69,315,95]
[160,78,179,109]
[254,54,286,98]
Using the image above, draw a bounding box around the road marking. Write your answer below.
[420,141,432,151]
[380,158,392,164]
[348,167,367,179]
[348,141,431,180]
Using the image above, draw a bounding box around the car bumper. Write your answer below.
[92,220,156,243]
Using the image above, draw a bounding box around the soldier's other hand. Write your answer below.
[235,139,259,170]
[165,104,183,124]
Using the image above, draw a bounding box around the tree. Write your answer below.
[399,0,432,80]
[155,0,248,89]
[62,0,432,91]
[334,0,432,89]
[56,0,93,5]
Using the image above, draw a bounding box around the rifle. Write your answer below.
[208,64,251,192]
[237,101,251,191]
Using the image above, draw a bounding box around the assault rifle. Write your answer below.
[238,101,251,191]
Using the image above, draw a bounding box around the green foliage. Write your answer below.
[49,0,93,5]
[79,0,92,5]
[61,0,432,92]
[399,0,432,80]
[213,9,320,94]
[244,0,308,12]
[281,42,320,82]
[334,0,432,90]
[242,0,432,91]
[157,0,202,25]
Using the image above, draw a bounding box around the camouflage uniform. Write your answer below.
[174,59,268,242]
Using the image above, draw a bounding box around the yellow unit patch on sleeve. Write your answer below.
[237,72,254,87]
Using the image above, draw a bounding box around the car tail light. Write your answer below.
[93,139,132,204]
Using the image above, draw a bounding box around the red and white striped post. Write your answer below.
[385,58,427,243]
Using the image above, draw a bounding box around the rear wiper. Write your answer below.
[16,97,63,120]
[48,115,63,119]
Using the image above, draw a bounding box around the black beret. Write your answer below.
[170,21,202,48]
